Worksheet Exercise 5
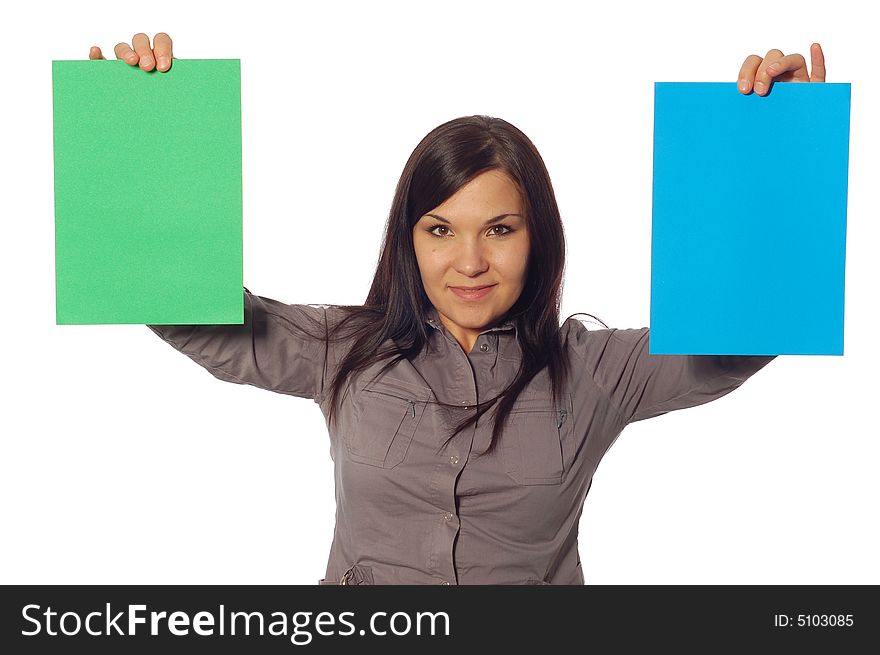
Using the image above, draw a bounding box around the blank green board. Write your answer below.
[52,59,243,325]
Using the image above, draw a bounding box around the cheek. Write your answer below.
[494,248,529,284]
[413,241,444,283]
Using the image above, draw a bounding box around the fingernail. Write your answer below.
[738,79,749,92]
[141,56,153,67]
[158,57,169,70]
[754,81,765,93]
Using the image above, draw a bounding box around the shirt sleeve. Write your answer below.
[146,287,330,401]
[573,325,776,425]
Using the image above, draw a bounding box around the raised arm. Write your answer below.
[148,288,330,401]
[89,34,331,400]
[579,41,824,421]
[573,325,775,425]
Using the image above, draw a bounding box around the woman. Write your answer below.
[91,35,826,585]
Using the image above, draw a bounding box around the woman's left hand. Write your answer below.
[737,43,826,95]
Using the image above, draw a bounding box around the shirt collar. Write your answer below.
[424,305,517,337]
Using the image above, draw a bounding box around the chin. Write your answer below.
[447,306,500,327]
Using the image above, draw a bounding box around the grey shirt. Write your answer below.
[148,288,775,585]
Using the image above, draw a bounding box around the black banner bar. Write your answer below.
[2,585,876,653]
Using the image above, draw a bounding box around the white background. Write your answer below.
[2,0,877,584]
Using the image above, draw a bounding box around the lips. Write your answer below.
[449,284,496,300]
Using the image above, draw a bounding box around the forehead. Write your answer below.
[427,170,523,219]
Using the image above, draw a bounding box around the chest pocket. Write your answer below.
[343,377,431,469]
[502,391,575,486]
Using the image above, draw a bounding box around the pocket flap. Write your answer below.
[364,376,433,401]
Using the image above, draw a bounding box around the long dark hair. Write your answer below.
[308,115,596,455]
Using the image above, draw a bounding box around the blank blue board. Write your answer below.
[650,82,850,355]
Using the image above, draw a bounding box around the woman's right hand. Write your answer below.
[89,32,174,73]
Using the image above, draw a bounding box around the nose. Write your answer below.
[452,238,490,277]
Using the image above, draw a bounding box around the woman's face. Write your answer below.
[412,169,530,353]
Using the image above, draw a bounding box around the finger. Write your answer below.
[132,32,155,71]
[737,54,762,94]
[754,48,784,95]
[153,32,174,72]
[114,42,139,66]
[810,43,826,82]
[89,46,106,60]
[764,53,808,81]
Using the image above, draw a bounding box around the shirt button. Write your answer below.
[449,455,460,465]
[480,343,489,352]
[443,512,453,521]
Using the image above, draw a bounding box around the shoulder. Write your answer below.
[559,315,650,358]
[243,288,366,345]
[560,316,650,366]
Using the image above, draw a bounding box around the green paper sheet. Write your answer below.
[52,59,243,325]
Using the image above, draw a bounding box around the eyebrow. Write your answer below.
[423,213,523,226]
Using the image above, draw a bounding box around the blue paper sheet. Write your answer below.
[650,82,850,355]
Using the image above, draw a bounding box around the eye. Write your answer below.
[428,224,451,237]
[488,224,513,236]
